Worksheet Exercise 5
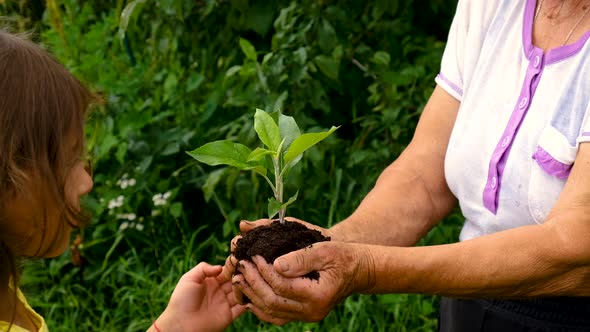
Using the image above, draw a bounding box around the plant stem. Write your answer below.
[273,156,285,224]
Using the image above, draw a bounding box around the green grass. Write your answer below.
[21,214,462,332]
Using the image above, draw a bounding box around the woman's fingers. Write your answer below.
[223,254,238,281]
[246,304,291,325]
[235,259,305,319]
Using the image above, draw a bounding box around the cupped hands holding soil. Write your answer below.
[233,220,331,280]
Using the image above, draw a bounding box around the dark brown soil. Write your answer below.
[233,220,331,280]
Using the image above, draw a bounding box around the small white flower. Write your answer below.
[108,196,125,210]
[152,193,168,206]
[135,223,144,231]
[128,178,136,187]
[119,222,129,231]
[163,191,172,199]
[116,213,137,221]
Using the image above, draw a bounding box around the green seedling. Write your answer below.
[187,109,338,224]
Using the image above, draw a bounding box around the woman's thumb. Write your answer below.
[274,247,321,278]
[239,219,273,232]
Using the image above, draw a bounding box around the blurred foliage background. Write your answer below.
[2,0,462,331]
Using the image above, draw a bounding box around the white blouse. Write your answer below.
[436,0,590,241]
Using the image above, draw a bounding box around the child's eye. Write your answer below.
[81,158,93,176]
[84,162,93,176]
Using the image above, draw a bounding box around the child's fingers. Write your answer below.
[231,275,246,305]
[220,278,234,297]
[226,285,240,306]
[231,303,247,320]
[184,262,222,283]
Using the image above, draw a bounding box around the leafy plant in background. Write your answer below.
[188,109,338,224]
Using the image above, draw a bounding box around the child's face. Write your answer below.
[5,157,93,258]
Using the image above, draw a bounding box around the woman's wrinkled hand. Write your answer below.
[232,241,373,325]
[222,217,334,304]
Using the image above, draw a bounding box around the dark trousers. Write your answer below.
[438,297,590,332]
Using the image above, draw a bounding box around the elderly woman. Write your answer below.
[226,0,590,330]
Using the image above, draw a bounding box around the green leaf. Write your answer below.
[293,47,307,65]
[318,19,337,53]
[102,233,124,271]
[271,91,289,112]
[282,191,299,210]
[225,65,241,78]
[278,112,301,152]
[239,37,257,61]
[254,109,281,151]
[313,55,339,80]
[186,72,204,92]
[253,166,268,177]
[371,51,391,66]
[161,142,180,156]
[115,142,128,164]
[247,147,273,162]
[284,126,339,164]
[186,140,256,170]
[267,198,282,219]
[267,191,299,219]
[118,0,147,40]
[202,168,226,202]
[170,202,183,218]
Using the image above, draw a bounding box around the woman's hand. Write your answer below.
[222,217,334,302]
[232,241,373,325]
[151,262,246,332]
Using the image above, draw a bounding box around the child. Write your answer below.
[147,263,245,332]
[0,30,244,332]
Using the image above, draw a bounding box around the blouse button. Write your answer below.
[490,176,498,189]
[501,136,511,148]
[533,55,541,68]
[519,97,528,109]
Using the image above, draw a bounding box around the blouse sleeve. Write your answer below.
[577,104,590,145]
[435,0,475,102]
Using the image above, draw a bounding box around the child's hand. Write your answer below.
[151,262,246,332]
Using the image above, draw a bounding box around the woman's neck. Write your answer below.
[534,0,590,50]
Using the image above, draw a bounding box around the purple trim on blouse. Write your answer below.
[522,0,536,58]
[582,132,590,137]
[436,73,463,97]
[532,146,572,179]
[483,49,545,213]
[524,0,590,64]
[483,0,590,214]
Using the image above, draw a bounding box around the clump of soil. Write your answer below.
[233,220,331,280]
